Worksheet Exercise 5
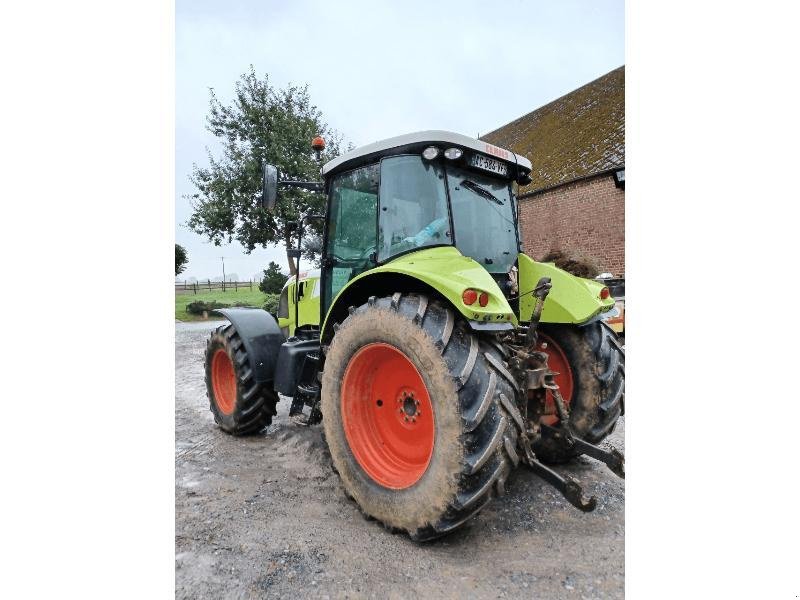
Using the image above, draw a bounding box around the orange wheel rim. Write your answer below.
[538,333,574,426]
[211,349,237,415]
[341,343,435,489]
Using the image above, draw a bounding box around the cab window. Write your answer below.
[325,163,379,304]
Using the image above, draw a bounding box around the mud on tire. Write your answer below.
[205,323,279,435]
[534,321,625,464]
[321,294,523,541]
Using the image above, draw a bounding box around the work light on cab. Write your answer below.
[422,146,439,160]
[444,147,462,160]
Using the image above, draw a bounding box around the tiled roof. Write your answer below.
[481,66,624,194]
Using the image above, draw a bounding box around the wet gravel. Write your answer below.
[176,321,625,599]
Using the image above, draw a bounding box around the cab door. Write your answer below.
[321,162,380,317]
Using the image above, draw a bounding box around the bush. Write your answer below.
[259,261,288,295]
[539,249,603,279]
[185,300,230,315]
[263,293,279,315]
[185,300,255,317]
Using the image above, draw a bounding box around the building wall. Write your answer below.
[518,173,625,276]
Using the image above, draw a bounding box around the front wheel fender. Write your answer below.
[215,308,285,383]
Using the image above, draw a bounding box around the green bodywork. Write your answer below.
[517,253,614,323]
[280,246,614,338]
[278,274,321,334]
[323,247,516,336]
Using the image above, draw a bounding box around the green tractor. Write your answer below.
[204,131,624,540]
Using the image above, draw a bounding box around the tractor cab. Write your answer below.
[318,131,533,313]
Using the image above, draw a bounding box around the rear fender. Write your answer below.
[216,308,285,383]
[321,246,516,343]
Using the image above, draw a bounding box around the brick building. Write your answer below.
[482,66,625,276]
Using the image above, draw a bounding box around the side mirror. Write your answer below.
[261,163,278,211]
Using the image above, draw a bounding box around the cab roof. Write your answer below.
[321,130,532,179]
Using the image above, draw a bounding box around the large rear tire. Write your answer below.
[533,321,624,464]
[205,323,279,435]
[322,294,521,541]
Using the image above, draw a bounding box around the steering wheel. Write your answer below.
[406,218,448,244]
[359,244,377,260]
[330,245,377,264]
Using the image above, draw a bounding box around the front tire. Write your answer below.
[533,322,625,463]
[205,323,279,435]
[322,294,521,541]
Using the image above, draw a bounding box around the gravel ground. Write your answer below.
[176,321,625,599]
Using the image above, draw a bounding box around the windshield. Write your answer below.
[446,165,518,273]
[378,155,451,261]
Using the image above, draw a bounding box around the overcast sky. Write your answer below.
[176,0,624,282]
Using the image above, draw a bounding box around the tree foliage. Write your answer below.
[175,243,188,276]
[259,261,287,294]
[186,67,343,274]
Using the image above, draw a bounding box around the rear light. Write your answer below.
[478,292,489,307]
[599,287,610,300]
[462,289,478,305]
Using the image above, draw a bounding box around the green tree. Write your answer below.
[175,243,188,276]
[186,66,343,275]
[259,261,287,294]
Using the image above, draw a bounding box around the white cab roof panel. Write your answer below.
[321,130,532,177]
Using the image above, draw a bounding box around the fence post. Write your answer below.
[235,280,238,291]
[208,279,211,290]
[249,279,253,291]
[194,282,197,294]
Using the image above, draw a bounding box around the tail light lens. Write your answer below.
[478,292,489,307]
[462,289,478,305]
[600,286,610,300]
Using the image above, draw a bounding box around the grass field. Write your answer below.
[175,287,268,322]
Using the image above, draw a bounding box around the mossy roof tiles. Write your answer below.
[481,66,625,195]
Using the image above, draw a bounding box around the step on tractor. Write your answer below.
[204,131,625,541]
